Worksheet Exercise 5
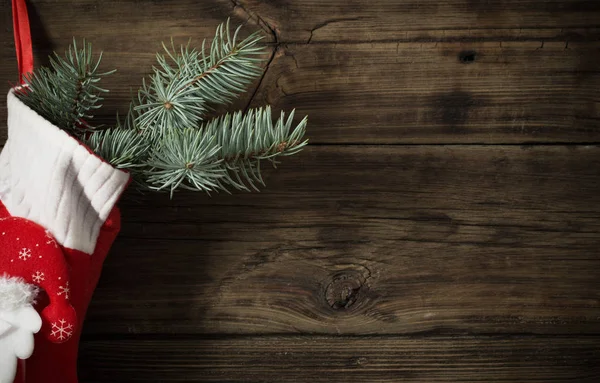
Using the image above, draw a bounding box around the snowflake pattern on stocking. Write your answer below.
[57,281,70,299]
[45,230,58,248]
[50,319,73,341]
[32,271,46,283]
[18,247,32,260]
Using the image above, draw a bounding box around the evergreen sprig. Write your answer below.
[134,19,266,132]
[207,107,308,191]
[16,39,115,134]
[15,21,308,197]
[145,128,224,195]
[83,128,149,170]
[143,106,308,195]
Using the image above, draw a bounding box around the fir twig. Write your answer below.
[204,106,308,192]
[132,19,266,132]
[144,128,225,196]
[83,128,150,171]
[16,39,115,136]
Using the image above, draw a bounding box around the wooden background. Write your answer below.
[2,0,600,381]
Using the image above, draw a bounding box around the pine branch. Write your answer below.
[201,106,308,192]
[132,19,266,131]
[140,107,307,195]
[172,20,266,103]
[135,72,206,133]
[83,128,150,171]
[144,128,226,196]
[15,39,115,137]
[12,23,308,198]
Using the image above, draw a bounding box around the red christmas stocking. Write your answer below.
[0,90,130,383]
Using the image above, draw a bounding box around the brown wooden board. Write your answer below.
[2,42,599,144]
[252,41,600,144]
[1,0,599,381]
[230,0,600,43]
[3,0,599,47]
[78,336,600,382]
[82,146,600,335]
[2,1,600,144]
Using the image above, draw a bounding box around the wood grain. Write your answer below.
[232,0,600,43]
[252,41,600,143]
[78,336,600,382]
[3,42,599,144]
[2,1,599,144]
[82,145,600,335]
[4,0,599,49]
[1,0,599,380]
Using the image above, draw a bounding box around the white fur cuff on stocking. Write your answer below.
[0,90,130,254]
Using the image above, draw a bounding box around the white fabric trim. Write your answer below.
[0,277,41,383]
[0,90,130,254]
[0,275,38,312]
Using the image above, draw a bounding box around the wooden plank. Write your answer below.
[3,0,598,49]
[2,0,269,51]
[2,42,598,144]
[78,336,600,382]
[83,146,600,335]
[2,2,600,145]
[232,0,600,43]
[251,41,600,143]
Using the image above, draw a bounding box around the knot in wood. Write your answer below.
[325,272,364,310]
[458,50,477,64]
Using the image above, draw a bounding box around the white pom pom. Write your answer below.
[0,274,38,311]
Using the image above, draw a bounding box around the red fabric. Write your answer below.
[23,207,122,383]
[11,0,34,82]
[0,217,77,343]
[1,201,122,383]
[0,203,9,218]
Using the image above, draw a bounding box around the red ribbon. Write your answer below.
[12,0,34,83]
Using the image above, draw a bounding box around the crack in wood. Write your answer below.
[230,0,279,43]
[243,45,278,113]
[307,17,365,44]
[230,0,279,113]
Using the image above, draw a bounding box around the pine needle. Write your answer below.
[16,39,115,136]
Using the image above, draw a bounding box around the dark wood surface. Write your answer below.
[78,336,600,382]
[87,145,600,337]
[1,0,600,381]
